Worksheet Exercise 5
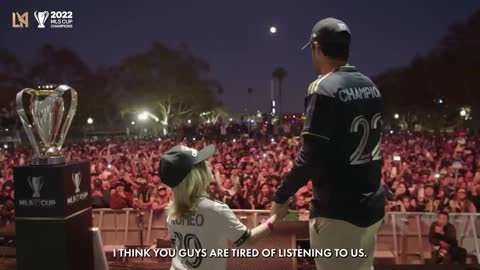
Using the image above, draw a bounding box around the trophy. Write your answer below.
[16,84,77,165]
[27,176,44,198]
[34,11,49,28]
[72,172,81,193]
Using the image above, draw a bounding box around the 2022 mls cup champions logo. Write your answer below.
[34,11,49,28]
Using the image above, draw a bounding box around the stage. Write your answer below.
[1,223,480,270]
[0,259,479,270]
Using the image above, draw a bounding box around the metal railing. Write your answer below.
[91,209,480,264]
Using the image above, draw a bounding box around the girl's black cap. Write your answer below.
[159,144,215,188]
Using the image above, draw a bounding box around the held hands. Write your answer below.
[270,201,289,221]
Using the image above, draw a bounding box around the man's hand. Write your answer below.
[440,240,450,250]
[271,201,289,220]
[435,226,444,235]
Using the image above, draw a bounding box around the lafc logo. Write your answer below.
[12,12,29,28]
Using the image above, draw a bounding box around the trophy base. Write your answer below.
[32,156,66,165]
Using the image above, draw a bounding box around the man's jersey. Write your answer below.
[167,196,250,270]
[303,65,385,227]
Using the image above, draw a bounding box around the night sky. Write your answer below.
[2,1,480,113]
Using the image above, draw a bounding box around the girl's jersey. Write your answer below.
[167,196,250,270]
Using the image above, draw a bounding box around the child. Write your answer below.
[160,144,288,270]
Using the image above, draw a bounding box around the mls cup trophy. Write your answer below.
[14,84,94,270]
[16,84,77,165]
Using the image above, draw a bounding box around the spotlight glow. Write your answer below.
[138,112,148,121]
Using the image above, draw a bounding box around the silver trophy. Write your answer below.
[72,172,81,193]
[27,176,44,197]
[16,85,77,165]
[34,11,49,28]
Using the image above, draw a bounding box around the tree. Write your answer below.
[272,67,288,117]
[200,106,229,124]
[374,9,480,131]
[25,44,118,131]
[247,87,253,113]
[0,49,26,108]
[113,41,222,134]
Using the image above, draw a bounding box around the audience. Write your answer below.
[0,120,479,226]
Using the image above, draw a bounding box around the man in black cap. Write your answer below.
[271,18,385,270]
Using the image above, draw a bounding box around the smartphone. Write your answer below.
[393,156,401,161]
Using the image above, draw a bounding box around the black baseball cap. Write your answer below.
[301,17,351,50]
[159,144,216,188]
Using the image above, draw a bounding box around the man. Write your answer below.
[109,182,135,210]
[450,187,477,213]
[271,18,385,270]
[151,185,169,212]
[429,211,465,264]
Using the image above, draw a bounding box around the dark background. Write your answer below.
[2,0,480,113]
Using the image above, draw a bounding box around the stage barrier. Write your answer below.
[91,209,480,264]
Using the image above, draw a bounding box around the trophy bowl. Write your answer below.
[16,84,77,165]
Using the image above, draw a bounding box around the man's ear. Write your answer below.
[312,41,321,56]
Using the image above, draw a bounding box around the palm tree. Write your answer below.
[272,67,288,119]
[247,87,253,113]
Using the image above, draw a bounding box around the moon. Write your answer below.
[270,26,277,34]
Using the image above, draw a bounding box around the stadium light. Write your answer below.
[138,112,149,121]
[87,117,93,125]
[270,26,277,34]
[137,111,159,122]
[131,121,135,125]
[394,113,399,119]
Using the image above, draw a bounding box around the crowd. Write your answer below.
[0,103,17,131]
[0,122,479,226]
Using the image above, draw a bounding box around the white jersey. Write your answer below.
[167,196,250,270]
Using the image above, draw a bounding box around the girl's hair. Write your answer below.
[167,161,211,220]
